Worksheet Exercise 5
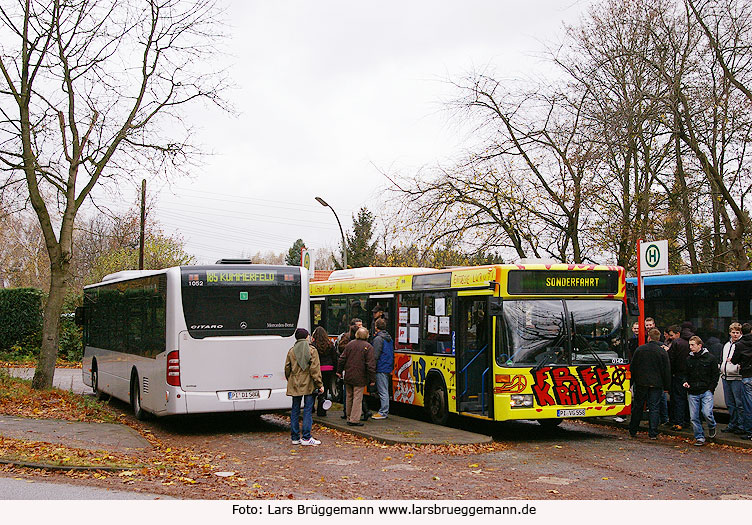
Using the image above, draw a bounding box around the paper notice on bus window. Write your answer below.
[409,308,420,325]
[439,316,450,335]
[435,297,446,316]
[398,326,408,344]
[399,307,408,324]
[409,326,419,344]
[427,315,438,334]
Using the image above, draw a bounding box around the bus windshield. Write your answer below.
[498,299,625,366]
[181,267,301,338]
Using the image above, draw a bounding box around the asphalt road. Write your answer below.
[0,476,171,499]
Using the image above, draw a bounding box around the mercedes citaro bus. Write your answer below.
[78,261,308,418]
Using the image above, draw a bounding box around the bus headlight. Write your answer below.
[510,394,534,408]
[605,391,625,404]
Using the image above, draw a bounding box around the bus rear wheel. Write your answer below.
[538,418,563,428]
[130,373,148,421]
[425,380,449,426]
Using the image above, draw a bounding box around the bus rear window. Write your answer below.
[181,268,301,338]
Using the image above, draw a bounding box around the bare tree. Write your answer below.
[0,0,228,388]
[688,0,752,104]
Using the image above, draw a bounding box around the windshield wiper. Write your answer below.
[533,346,563,371]
[570,313,607,368]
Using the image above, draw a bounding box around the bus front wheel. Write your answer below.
[425,380,449,426]
[130,373,148,421]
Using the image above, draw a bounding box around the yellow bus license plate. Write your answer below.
[557,409,585,417]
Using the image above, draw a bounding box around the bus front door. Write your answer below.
[457,296,491,416]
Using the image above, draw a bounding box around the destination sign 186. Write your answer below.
[507,270,619,295]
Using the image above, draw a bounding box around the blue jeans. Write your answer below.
[290,394,315,441]
[741,377,752,435]
[659,391,669,424]
[687,390,716,441]
[375,372,390,416]
[629,386,663,438]
[722,378,745,431]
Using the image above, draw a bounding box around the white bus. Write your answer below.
[79,262,309,418]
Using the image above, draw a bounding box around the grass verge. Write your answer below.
[0,368,119,423]
[0,436,141,469]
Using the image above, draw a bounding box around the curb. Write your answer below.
[0,458,139,471]
[591,417,752,449]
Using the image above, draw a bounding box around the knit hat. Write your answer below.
[294,328,309,340]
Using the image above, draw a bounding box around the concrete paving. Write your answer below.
[312,403,492,445]
[5,368,91,395]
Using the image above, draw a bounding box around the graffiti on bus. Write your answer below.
[531,366,626,406]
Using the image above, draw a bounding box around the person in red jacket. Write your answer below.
[337,327,376,426]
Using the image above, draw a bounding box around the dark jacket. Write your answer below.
[337,339,376,387]
[630,340,671,389]
[667,336,690,381]
[730,332,752,378]
[685,348,720,395]
[314,339,335,369]
[372,330,394,374]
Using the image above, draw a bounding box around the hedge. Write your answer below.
[0,288,44,352]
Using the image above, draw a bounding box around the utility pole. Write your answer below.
[139,179,146,270]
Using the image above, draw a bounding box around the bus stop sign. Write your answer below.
[639,240,668,276]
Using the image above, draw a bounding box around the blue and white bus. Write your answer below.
[79,262,309,418]
[629,270,752,409]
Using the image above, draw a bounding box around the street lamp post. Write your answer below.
[315,196,347,269]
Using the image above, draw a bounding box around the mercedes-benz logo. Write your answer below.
[240,322,247,329]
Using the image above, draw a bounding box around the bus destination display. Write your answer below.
[507,270,618,295]
[181,269,299,287]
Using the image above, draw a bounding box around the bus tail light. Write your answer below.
[166,351,181,386]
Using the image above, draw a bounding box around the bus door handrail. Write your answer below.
[459,344,488,399]
[481,367,490,415]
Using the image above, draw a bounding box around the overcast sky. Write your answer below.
[101,1,591,264]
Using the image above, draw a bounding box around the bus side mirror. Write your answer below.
[75,306,86,327]
[626,282,640,316]
[489,298,503,316]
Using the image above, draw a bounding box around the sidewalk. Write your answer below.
[312,403,492,445]
[594,416,752,449]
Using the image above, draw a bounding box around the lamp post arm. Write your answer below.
[330,208,347,269]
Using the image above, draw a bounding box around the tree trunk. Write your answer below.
[31,262,67,389]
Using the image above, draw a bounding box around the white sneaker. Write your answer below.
[300,437,321,446]
[291,439,301,445]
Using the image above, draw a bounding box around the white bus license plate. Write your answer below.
[557,409,586,417]
[228,390,260,400]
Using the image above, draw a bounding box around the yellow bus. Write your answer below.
[310,263,631,426]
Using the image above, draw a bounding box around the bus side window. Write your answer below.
[397,293,421,353]
[422,293,453,356]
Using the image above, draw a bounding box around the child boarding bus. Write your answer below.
[310,263,631,426]
[79,261,308,419]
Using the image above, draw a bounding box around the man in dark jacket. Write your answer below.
[337,327,376,426]
[684,336,720,446]
[730,322,752,439]
[371,318,394,420]
[629,329,671,439]
[666,325,690,430]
